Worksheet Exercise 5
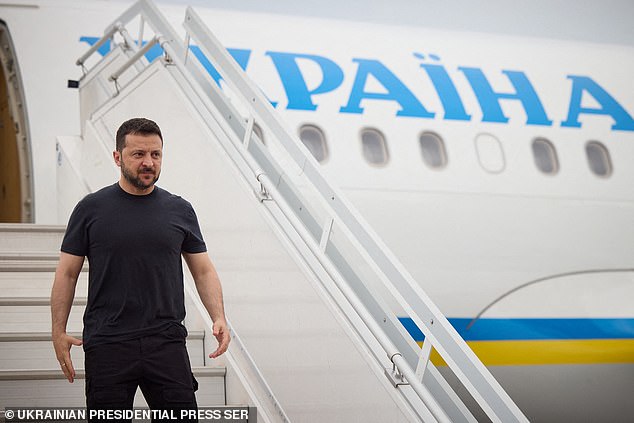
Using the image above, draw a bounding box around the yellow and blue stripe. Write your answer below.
[399,317,634,365]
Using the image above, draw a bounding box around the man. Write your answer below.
[51,118,230,419]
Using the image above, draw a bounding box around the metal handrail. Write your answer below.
[182,272,291,423]
[255,173,450,423]
[108,35,161,82]
[76,23,122,67]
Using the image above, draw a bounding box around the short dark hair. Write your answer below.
[115,118,163,152]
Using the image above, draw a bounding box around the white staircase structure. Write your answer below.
[2,1,529,421]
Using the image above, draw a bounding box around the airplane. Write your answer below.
[0,1,632,422]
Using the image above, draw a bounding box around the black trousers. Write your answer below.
[85,325,198,422]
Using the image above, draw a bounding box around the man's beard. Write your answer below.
[121,162,160,190]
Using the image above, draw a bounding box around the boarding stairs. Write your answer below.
[4,1,528,421]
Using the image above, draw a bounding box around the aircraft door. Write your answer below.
[0,21,33,222]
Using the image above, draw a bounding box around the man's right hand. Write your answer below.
[51,252,85,383]
[52,332,83,383]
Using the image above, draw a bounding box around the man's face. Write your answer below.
[114,133,163,192]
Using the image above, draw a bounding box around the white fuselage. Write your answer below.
[1,1,632,421]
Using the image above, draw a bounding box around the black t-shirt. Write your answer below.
[61,183,207,349]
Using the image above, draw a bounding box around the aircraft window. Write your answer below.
[419,132,447,169]
[361,128,389,166]
[299,124,328,162]
[585,141,612,177]
[475,133,505,173]
[253,123,265,145]
[531,138,559,175]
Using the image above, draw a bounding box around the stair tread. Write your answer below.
[0,297,88,306]
[0,261,88,272]
[0,224,66,233]
[0,330,206,340]
[0,366,225,380]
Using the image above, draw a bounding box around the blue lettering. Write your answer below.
[80,37,631,132]
[79,36,111,57]
[562,76,634,131]
[420,59,471,121]
[141,41,163,63]
[341,59,434,118]
[459,67,552,126]
[189,46,251,86]
[266,52,343,111]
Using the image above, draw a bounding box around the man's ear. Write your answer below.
[113,150,121,167]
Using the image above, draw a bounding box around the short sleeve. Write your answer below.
[182,203,207,254]
[61,202,89,257]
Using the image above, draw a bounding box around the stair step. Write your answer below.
[0,331,207,369]
[0,366,223,380]
[0,261,88,273]
[0,253,89,273]
[0,297,87,306]
[0,224,65,232]
[0,253,61,260]
[0,330,205,341]
[0,272,88,297]
[0,367,225,407]
[0,261,69,272]
[0,331,87,341]
[0,224,65,254]
[0,305,84,332]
